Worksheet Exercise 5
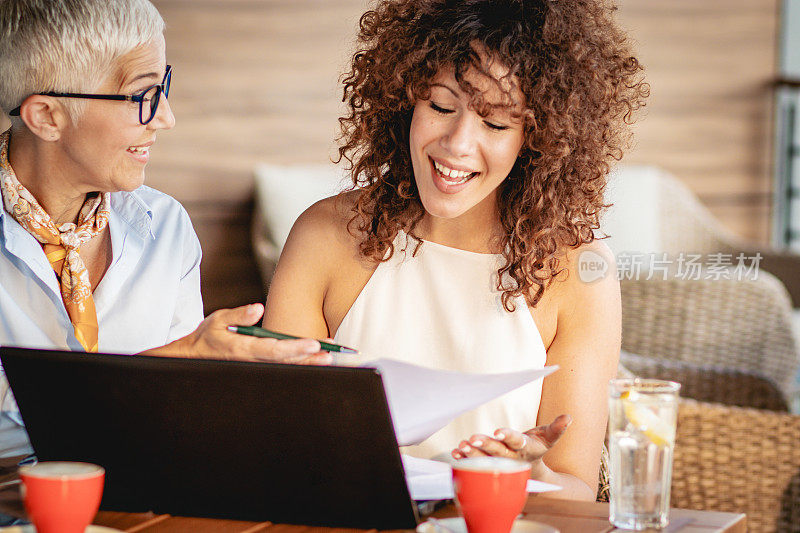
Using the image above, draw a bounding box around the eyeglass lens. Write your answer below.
[142,86,160,124]
[142,67,172,124]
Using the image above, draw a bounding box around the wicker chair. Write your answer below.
[620,351,789,412]
[596,446,610,503]
[619,267,799,405]
[673,400,800,533]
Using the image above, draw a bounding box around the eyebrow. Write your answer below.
[124,72,160,89]
[430,81,519,117]
[430,82,460,98]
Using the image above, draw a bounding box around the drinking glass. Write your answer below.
[608,378,680,530]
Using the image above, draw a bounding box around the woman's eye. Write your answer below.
[429,102,454,114]
[484,121,509,131]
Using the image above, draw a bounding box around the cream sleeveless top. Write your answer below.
[334,231,548,460]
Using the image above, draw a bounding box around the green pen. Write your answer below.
[227,325,359,354]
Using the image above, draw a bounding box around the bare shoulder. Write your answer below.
[530,240,618,347]
[548,240,621,351]
[271,190,369,299]
[264,190,370,338]
[285,190,362,258]
[554,239,618,299]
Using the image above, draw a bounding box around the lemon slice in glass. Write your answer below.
[621,390,674,446]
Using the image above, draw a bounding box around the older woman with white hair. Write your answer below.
[0,0,330,455]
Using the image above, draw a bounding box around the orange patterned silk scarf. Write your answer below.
[0,131,110,352]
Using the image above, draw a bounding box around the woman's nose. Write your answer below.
[149,96,176,130]
[440,114,477,157]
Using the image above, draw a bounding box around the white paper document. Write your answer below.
[402,455,561,500]
[365,359,557,446]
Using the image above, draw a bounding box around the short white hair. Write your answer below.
[0,0,165,125]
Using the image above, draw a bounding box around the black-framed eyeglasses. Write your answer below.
[9,65,172,125]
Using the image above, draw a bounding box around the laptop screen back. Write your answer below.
[1,347,419,529]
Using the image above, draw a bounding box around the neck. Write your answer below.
[7,129,89,225]
[417,201,505,254]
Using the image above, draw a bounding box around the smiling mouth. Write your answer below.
[431,158,478,185]
[126,146,150,156]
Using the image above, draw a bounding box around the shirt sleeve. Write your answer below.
[166,207,204,343]
[0,370,32,457]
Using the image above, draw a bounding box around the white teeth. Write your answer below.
[433,160,474,182]
[127,146,149,155]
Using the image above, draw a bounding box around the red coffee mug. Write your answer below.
[19,461,105,533]
[452,457,531,533]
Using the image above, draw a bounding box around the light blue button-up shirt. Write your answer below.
[0,185,204,455]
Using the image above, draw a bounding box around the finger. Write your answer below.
[212,303,264,328]
[469,436,518,458]
[251,338,323,362]
[493,427,527,452]
[271,338,323,357]
[526,414,572,448]
[463,446,488,458]
[296,353,334,366]
[457,441,488,458]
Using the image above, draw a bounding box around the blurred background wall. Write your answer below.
[617,0,778,244]
[0,0,782,314]
[147,0,370,313]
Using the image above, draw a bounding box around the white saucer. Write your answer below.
[0,526,121,532]
[417,517,559,533]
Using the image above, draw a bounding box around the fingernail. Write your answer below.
[471,439,483,447]
[461,445,471,453]
[495,432,505,440]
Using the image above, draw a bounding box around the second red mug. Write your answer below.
[452,457,531,533]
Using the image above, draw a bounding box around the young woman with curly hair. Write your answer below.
[264,0,647,499]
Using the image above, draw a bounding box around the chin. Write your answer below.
[420,197,470,220]
[111,178,146,193]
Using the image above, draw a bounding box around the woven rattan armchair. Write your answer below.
[674,400,800,533]
[619,267,799,405]
[620,351,789,412]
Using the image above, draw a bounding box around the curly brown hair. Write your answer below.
[338,0,648,310]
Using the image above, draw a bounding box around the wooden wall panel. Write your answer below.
[147,0,369,313]
[616,0,780,242]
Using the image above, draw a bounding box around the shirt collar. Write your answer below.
[0,184,155,242]
[109,188,155,240]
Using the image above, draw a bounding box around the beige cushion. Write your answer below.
[600,165,663,256]
[251,163,349,290]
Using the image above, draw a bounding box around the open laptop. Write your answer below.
[0,346,420,529]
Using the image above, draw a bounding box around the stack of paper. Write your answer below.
[365,358,558,446]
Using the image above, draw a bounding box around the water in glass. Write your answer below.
[608,379,680,530]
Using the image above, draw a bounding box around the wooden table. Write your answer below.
[87,498,744,533]
[0,453,745,533]
[0,483,746,533]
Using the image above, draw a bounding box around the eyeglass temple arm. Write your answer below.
[8,93,134,116]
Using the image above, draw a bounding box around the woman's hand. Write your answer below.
[143,303,333,365]
[451,414,572,470]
